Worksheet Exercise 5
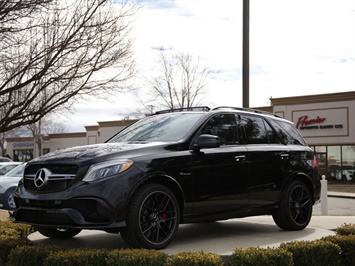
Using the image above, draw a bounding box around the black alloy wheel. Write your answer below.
[272,180,313,230]
[121,184,180,249]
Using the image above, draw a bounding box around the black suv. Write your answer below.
[14,107,320,249]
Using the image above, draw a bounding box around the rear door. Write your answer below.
[239,114,290,207]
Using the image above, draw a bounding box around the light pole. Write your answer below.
[242,0,250,108]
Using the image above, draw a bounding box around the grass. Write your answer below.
[328,182,355,193]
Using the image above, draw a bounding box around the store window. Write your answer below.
[314,146,327,178]
[315,146,326,153]
[313,145,355,182]
[341,146,355,181]
[13,149,33,162]
[328,146,341,181]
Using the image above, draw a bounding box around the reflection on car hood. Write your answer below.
[31,142,165,162]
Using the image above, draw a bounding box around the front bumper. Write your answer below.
[14,196,126,229]
[13,168,141,229]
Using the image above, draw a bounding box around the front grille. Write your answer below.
[24,164,79,192]
[16,209,75,225]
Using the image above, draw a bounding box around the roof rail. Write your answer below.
[212,106,280,118]
[155,106,210,114]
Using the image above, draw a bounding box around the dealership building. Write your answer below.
[6,91,355,180]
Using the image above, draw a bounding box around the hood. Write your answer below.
[31,142,168,162]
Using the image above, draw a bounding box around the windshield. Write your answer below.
[4,164,25,177]
[109,113,204,142]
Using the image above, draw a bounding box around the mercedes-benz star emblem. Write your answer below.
[34,168,51,188]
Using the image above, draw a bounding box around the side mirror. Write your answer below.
[194,134,220,151]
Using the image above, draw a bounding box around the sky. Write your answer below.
[66,0,355,132]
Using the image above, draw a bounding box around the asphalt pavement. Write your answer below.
[27,192,355,255]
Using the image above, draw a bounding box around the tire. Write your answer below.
[36,227,82,239]
[120,184,180,249]
[3,188,16,210]
[272,180,313,230]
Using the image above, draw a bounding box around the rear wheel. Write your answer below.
[272,180,313,230]
[120,184,180,249]
[36,227,82,239]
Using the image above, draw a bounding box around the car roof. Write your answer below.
[154,106,291,124]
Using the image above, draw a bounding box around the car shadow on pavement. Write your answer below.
[28,217,333,255]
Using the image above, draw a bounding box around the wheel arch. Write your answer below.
[127,173,185,221]
[281,172,315,203]
[5,186,17,194]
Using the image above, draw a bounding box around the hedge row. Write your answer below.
[0,220,354,266]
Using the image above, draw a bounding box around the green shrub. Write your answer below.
[167,251,223,266]
[229,246,293,266]
[335,223,355,236]
[0,226,19,239]
[44,248,108,266]
[280,240,340,266]
[0,220,35,239]
[7,244,63,266]
[322,235,355,266]
[106,249,167,266]
[0,236,32,266]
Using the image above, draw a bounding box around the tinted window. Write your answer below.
[200,114,238,145]
[264,120,283,144]
[240,115,268,144]
[268,119,306,145]
[109,113,204,142]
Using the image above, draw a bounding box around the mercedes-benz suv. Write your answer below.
[14,107,320,249]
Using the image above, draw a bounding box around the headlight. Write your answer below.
[83,160,134,182]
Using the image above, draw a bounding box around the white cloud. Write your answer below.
[67,0,355,130]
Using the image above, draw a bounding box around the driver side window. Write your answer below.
[200,114,239,145]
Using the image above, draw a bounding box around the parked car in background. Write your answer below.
[0,163,26,210]
[0,157,12,162]
[342,166,355,181]
[0,162,22,175]
[328,164,354,181]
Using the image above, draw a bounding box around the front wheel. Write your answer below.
[36,227,82,239]
[3,188,16,210]
[120,184,180,249]
[272,180,313,230]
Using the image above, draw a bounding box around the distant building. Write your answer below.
[268,91,355,180]
[6,120,136,162]
[6,91,355,181]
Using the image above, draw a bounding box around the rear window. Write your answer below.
[268,119,306,145]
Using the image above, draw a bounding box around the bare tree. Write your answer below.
[0,0,137,133]
[27,117,68,156]
[0,0,53,33]
[0,125,29,157]
[42,119,68,135]
[144,48,214,110]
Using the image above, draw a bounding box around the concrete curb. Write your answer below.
[327,191,355,199]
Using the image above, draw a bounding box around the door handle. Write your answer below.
[281,154,289,160]
[235,155,246,162]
